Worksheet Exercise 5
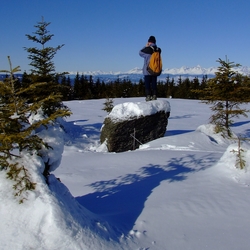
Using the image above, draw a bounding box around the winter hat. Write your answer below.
[148,36,156,43]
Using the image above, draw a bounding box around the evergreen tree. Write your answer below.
[200,75,208,89]
[120,78,132,97]
[78,73,90,99]
[136,78,144,97]
[60,75,71,101]
[166,76,175,98]
[157,80,166,97]
[189,77,200,99]
[100,80,107,98]
[194,58,250,137]
[181,78,191,98]
[0,18,72,200]
[175,76,184,98]
[66,75,73,100]
[21,71,32,87]
[164,76,171,97]
[24,17,68,116]
[87,75,94,99]
[113,77,121,97]
[102,97,114,113]
[0,57,54,201]
[24,17,64,80]
[73,72,81,99]
[93,78,102,98]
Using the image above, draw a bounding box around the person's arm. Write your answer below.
[139,46,153,58]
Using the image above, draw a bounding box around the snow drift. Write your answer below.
[1,98,250,250]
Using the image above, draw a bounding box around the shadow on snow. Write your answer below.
[76,153,215,237]
[231,120,250,127]
[64,119,194,148]
[231,121,250,138]
[62,118,218,239]
[169,114,198,120]
[165,129,194,136]
[64,120,103,149]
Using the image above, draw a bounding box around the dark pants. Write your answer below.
[144,75,157,96]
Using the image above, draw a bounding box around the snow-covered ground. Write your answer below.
[1,97,250,250]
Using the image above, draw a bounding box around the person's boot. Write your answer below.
[152,95,157,100]
[145,95,151,101]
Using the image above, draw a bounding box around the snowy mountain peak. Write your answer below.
[68,65,250,77]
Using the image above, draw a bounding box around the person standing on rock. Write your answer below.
[139,35,162,101]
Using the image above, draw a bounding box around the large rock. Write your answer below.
[100,100,171,152]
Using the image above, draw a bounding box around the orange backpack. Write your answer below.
[147,46,162,76]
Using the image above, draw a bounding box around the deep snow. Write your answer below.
[1,97,250,250]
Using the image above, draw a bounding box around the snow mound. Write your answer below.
[0,168,122,249]
[196,124,237,145]
[0,120,126,250]
[217,142,250,176]
[107,99,171,121]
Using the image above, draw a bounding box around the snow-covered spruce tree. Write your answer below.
[24,18,71,179]
[24,17,69,116]
[0,57,43,201]
[194,58,250,137]
[0,56,70,202]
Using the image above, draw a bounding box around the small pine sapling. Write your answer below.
[102,97,114,114]
[231,136,246,169]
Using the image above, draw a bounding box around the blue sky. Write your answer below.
[1,0,250,73]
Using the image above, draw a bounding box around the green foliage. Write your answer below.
[60,75,72,100]
[231,136,246,169]
[65,73,210,101]
[24,17,64,80]
[0,18,72,202]
[102,97,114,114]
[194,58,250,137]
[23,17,69,116]
[0,56,70,202]
[175,77,191,98]
[0,57,39,201]
[6,162,36,203]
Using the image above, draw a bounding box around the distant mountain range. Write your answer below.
[68,65,250,76]
[1,65,250,83]
[67,65,250,82]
